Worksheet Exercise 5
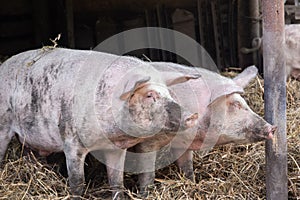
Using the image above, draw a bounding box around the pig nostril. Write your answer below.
[265,126,277,139]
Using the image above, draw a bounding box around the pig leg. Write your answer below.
[104,149,126,200]
[135,144,157,197]
[64,144,88,197]
[173,149,195,182]
[0,113,13,163]
[138,170,155,197]
[0,128,13,163]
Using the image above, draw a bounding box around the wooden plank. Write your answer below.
[145,9,160,61]
[196,0,207,68]
[237,0,260,69]
[0,37,34,55]
[197,0,205,47]
[31,0,50,46]
[228,0,238,66]
[155,4,175,62]
[0,0,31,15]
[262,0,288,199]
[172,8,196,65]
[65,0,75,48]
[72,0,196,13]
[210,0,224,68]
[0,20,33,37]
[156,4,168,61]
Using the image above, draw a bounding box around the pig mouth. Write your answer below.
[164,119,181,133]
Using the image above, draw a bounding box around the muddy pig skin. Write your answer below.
[0,48,200,199]
[134,63,276,194]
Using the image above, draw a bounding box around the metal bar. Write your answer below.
[262,0,288,199]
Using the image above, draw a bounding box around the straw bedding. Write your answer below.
[0,67,299,199]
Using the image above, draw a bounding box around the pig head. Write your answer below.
[153,63,275,146]
[197,66,274,146]
[114,68,200,138]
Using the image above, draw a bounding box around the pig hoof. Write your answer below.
[138,190,149,198]
[70,195,82,200]
[112,190,125,200]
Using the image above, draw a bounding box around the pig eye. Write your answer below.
[146,92,153,98]
[231,101,242,109]
[145,91,159,102]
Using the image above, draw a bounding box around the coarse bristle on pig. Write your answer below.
[0,71,299,199]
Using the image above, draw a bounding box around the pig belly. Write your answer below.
[17,134,63,156]
[15,121,64,155]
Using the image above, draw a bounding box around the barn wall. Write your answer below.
[1,0,299,70]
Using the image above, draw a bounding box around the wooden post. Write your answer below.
[262,0,288,199]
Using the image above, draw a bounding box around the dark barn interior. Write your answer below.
[1,0,299,71]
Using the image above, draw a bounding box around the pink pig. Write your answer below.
[285,24,300,80]
[133,63,276,195]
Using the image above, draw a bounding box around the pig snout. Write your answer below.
[184,113,199,128]
[262,124,277,140]
[164,101,199,132]
[253,123,277,140]
[164,101,182,131]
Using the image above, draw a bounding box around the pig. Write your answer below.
[132,63,276,195]
[285,24,300,80]
[0,48,200,199]
[240,24,300,80]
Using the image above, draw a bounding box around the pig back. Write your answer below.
[151,62,244,115]
[0,48,89,151]
[0,48,156,147]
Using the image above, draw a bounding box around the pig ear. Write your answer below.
[119,76,151,101]
[233,65,258,88]
[165,73,201,86]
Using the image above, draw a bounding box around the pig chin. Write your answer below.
[217,131,268,145]
[216,134,250,145]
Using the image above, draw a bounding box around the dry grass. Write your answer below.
[0,71,299,200]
